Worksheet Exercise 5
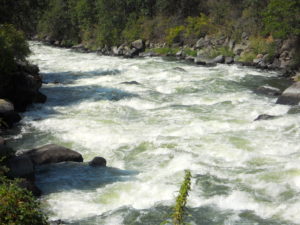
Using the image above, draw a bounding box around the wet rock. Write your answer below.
[0,136,5,145]
[276,82,300,105]
[7,155,34,179]
[254,114,277,121]
[256,85,281,96]
[185,56,195,62]
[225,56,234,64]
[212,55,225,64]
[194,56,208,65]
[131,39,145,50]
[124,48,139,58]
[89,157,107,167]
[195,38,210,49]
[176,50,186,59]
[139,52,158,57]
[173,67,186,72]
[121,81,141,85]
[34,91,47,103]
[0,111,21,128]
[19,144,83,165]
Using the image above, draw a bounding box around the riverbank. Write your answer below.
[37,34,300,79]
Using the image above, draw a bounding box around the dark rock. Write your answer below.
[34,92,47,103]
[7,155,34,179]
[212,55,225,64]
[0,145,14,158]
[194,56,207,65]
[19,144,83,165]
[124,48,139,58]
[173,67,186,72]
[176,50,186,59]
[131,39,145,50]
[18,179,42,197]
[256,85,281,96]
[225,57,234,64]
[0,111,22,128]
[288,106,300,114]
[276,82,300,105]
[0,136,5,145]
[139,52,158,57]
[185,56,195,62]
[89,157,107,167]
[121,81,141,85]
[49,220,68,225]
[0,99,14,114]
[195,38,210,49]
[254,114,277,121]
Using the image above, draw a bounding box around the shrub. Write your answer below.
[0,178,48,225]
[173,170,192,225]
[239,52,256,62]
[208,46,235,58]
[263,0,300,38]
[166,26,185,45]
[0,24,30,74]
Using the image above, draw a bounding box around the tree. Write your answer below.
[263,0,300,38]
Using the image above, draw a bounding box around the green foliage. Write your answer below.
[263,0,300,38]
[239,52,256,62]
[148,47,180,56]
[184,13,215,40]
[184,48,197,57]
[166,26,185,45]
[208,46,235,58]
[249,36,276,55]
[0,178,48,225]
[173,170,192,225]
[0,24,30,74]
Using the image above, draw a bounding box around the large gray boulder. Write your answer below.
[212,55,225,64]
[19,144,83,165]
[0,99,14,114]
[7,155,34,179]
[276,82,300,105]
[131,39,145,50]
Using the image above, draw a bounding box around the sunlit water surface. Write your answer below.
[8,42,300,225]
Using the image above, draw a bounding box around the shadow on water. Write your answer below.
[42,84,138,107]
[240,74,292,93]
[35,162,138,194]
[42,69,121,84]
[67,204,294,225]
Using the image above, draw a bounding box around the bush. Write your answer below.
[166,26,185,45]
[263,0,300,38]
[0,24,30,74]
[0,178,48,225]
[208,46,235,58]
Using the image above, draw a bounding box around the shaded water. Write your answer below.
[8,42,300,224]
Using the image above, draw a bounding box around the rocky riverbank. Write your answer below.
[39,34,300,78]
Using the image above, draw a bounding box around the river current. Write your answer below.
[8,42,300,224]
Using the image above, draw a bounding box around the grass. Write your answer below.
[173,170,192,225]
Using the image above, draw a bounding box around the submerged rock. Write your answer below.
[89,157,107,167]
[276,82,300,105]
[121,81,141,85]
[256,85,281,97]
[18,179,42,197]
[18,144,83,165]
[254,114,277,121]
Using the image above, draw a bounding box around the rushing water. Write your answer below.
[8,42,300,225]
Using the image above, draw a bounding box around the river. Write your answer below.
[8,42,300,224]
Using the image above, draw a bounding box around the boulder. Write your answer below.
[34,92,47,103]
[254,114,277,121]
[256,85,281,96]
[124,48,139,58]
[19,144,83,165]
[185,56,195,62]
[0,99,14,114]
[0,145,13,158]
[0,111,21,128]
[7,155,34,179]
[225,57,234,64]
[0,136,5,145]
[212,55,225,64]
[276,82,300,105]
[131,39,145,50]
[195,38,210,49]
[194,56,208,65]
[89,157,107,167]
[176,50,186,59]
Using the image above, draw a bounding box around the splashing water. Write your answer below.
[8,42,300,225]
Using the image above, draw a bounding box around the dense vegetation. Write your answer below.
[1,0,299,49]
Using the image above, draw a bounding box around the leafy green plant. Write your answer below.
[0,178,48,225]
[208,46,235,58]
[0,24,30,74]
[173,170,192,225]
[166,26,185,45]
[239,52,256,62]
